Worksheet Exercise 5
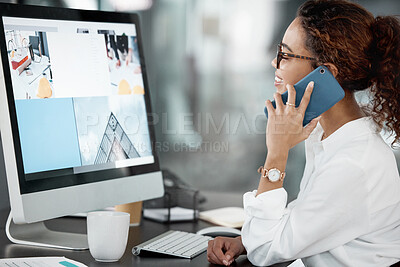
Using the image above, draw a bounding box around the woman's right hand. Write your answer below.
[207,236,246,266]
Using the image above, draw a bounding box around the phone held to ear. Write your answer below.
[264,66,345,126]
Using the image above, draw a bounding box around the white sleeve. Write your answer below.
[241,158,370,266]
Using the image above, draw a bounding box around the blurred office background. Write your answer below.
[0,0,399,210]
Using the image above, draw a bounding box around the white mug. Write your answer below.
[87,211,130,262]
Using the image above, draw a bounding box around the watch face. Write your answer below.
[268,169,280,182]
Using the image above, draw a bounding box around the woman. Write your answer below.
[207,0,400,266]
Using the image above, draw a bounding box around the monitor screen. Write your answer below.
[3,16,156,189]
[0,4,163,225]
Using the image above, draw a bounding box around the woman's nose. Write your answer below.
[271,57,277,69]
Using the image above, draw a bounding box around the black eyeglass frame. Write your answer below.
[276,43,316,69]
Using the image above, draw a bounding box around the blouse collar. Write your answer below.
[309,117,379,154]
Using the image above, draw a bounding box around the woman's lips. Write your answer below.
[274,75,283,87]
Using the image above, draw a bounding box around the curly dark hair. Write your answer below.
[297,0,400,146]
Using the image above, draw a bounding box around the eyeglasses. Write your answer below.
[276,43,316,69]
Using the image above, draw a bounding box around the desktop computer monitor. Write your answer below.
[0,3,164,249]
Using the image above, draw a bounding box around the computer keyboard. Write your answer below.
[132,230,213,259]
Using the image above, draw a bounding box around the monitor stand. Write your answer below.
[5,212,88,250]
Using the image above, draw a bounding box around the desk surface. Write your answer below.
[0,191,291,267]
[0,191,252,267]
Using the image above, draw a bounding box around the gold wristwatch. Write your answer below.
[257,166,285,182]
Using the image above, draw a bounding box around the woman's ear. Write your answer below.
[323,63,338,77]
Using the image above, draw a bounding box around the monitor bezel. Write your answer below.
[0,3,161,195]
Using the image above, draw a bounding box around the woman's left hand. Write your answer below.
[265,81,320,154]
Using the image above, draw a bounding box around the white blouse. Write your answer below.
[242,117,400,267]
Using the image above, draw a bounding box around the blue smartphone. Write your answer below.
[264,66,345,126]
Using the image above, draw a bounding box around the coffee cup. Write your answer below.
[115,201,142,226]
[87,211,130,262]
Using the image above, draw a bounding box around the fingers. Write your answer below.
[265,100,275,116]
[207,240,224,265]
[207,249,223,265]
[207,238,228,265]
[207,237,241,266]
[224,246,241,265]
[273,92,284,111]
[213,238,229,265]
[286,84,296,106]
[298,81,314,114]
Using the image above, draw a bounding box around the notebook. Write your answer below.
[199,207,245,228]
